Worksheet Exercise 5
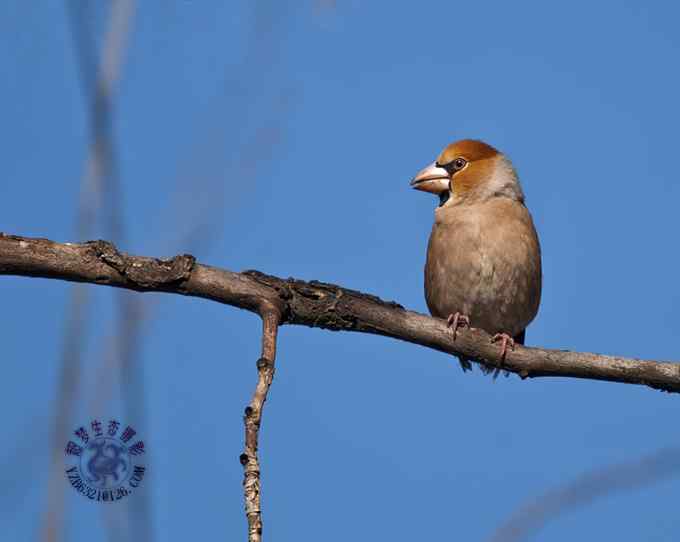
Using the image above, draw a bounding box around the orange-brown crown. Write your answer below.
[436,139,500,165]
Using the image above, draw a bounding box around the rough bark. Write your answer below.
[240,310,280,542]
[1,232,679,393]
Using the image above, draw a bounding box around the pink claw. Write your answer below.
[491,332,515,361]
[446,312,470,341]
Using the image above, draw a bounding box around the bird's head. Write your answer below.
[410,139,523,206]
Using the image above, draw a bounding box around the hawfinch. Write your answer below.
[410,139,541,372]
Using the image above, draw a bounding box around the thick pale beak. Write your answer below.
[410,162,450,194]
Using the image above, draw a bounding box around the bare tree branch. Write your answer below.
[2,233,679,393]
[240,308,281,541]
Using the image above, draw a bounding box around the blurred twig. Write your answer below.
[488,447,680,542]
[41,2,135,541]
[70,0,133,241]
[151,1,296,258]
[71,1,143,540]
[159,91,292,257]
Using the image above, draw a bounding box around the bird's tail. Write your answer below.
[457,357,473,372]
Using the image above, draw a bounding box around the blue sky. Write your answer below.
[1,1,680,541]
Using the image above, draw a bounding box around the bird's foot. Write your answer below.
[491,332,515,363]
[446,312,470,341]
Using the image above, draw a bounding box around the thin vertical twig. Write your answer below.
[240,306,281,542]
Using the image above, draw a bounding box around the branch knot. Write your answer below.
[87,239,195,288]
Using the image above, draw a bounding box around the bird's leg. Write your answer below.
[491,333,515,362]
[446,312,470,341]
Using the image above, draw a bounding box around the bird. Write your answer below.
[410,139,541,373]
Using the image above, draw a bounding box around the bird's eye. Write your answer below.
[453,158,467,171]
